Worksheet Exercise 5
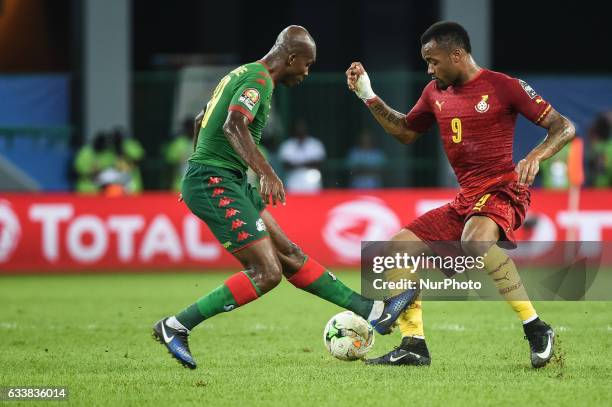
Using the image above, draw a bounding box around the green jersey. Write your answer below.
[190,61,274,173]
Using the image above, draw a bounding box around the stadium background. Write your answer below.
[1,1,612,406]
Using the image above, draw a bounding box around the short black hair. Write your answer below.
[421,21,471,53]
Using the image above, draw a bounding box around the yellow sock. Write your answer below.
[399,296,424,337]
[383,267,424,338]
[483,245,537,322]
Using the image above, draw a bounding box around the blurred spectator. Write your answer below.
[587,112,612,187]
[278,119,325,193]
[74,132,116,194]
[539,137,584,190]
[73,128,145,195]
[109,127,145,194]
[164,118,194,192]
[347,131,386,188]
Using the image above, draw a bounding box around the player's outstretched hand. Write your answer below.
[259,169,286,207]
[515,155,540,186]
[346,62,376,101]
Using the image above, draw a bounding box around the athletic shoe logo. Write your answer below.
[223,304,235,312]
[377,313,392,324]
[161,322,174,343]
[389,351,421,362]
[535,333,553,359]
[0,200,21,263]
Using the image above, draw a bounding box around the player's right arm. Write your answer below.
[223,111,285,206]
[346,62,423,144]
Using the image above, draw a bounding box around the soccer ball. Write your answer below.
[323,311,374,361]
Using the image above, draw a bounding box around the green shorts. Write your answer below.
[182,162,268,253]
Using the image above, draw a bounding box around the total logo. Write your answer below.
[0,200,21,263]
[322,197,401,263]
[11,203,222,264]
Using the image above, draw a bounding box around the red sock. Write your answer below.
[288,256,326,288]
[224,271,260,305]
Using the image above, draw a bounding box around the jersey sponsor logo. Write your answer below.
[256,218,266,232]
[239,88,260,110]
[518,79,537,99]
[475,95,490,113]
[0,200,21,262]
[435,100,445,111]
[223,241,233,248]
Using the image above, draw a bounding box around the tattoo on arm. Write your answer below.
[367,98,418,144]
[532,109,576,161]
[371,103,403,126]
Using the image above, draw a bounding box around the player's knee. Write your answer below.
[285,242,305,264]
[277,242,306,276]
[461,235,492,258]
[256,259,283,292]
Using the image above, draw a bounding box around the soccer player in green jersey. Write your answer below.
[152,25,419,369]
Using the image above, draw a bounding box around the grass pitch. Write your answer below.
[1,271,612,406]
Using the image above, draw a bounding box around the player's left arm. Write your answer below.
[505,77,576,185]
[516,108,575,185]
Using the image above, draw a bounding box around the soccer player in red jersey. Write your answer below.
[347,21,575,368]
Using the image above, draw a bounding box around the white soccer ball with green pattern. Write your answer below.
[323,311,374,361]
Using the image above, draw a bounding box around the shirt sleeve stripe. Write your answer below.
[535,104,552,124]
[228,105,254,123]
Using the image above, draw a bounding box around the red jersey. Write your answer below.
[405,69,552,197]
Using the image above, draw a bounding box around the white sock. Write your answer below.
[166,316,189,332]
[367,301,384,322]
[522,314,539,325]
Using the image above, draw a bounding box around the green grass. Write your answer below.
[1,271,612,406]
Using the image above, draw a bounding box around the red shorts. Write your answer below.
[407,181,530,247]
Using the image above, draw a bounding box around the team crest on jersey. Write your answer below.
[239,88,260,110]
[475,95,490,113]
[518,79,537,99]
